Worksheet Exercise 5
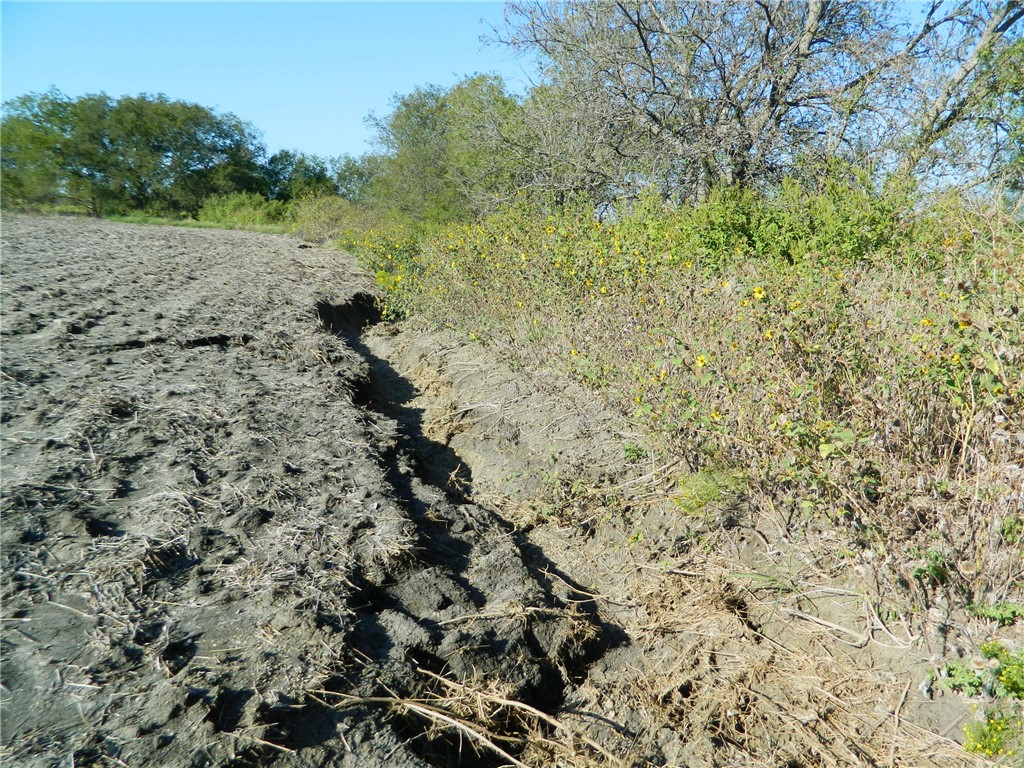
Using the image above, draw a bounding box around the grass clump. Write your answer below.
[671,469,746,516]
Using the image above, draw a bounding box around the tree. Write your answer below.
[1,89,267,215]
[895,5,1023,187]
[367,84,469,223]
[500,1,1022,202]
[982,39,1024,190]
[1,90,118,212]
[366,75,528,224]
[263,149,342,202]
[334,153,381,204]
[439,74,532,212]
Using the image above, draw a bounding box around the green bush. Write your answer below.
[290,195,391,243]
[198,192,292,229]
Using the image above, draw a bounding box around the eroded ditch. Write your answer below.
[312,292,619,765]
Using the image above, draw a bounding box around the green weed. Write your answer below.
[623,443,648,463]
[912,549,952,587]
[197,191,292,231]
[964,712,1022,760]
[945,642,1024,759]
[943,661,986,697]
[969,601,1024,627]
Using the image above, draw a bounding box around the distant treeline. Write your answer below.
[2,2,1021,224]
[0,90,359,216]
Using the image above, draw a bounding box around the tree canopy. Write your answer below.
[364,74,529,224]
[349,1,1021,216]
[498,0,1022,202]
[1,89,267,215]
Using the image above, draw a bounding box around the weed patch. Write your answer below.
[342,185,1021,618]
[334,178,1022,761]
[944,642,1024,760]
[197,192,293,231]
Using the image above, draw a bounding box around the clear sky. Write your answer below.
[1,1,538,159]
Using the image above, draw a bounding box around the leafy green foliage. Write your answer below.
[969,601,1024,627]
[974,38,1024,190]
[912,550,952,587]
[263,150,340,202]
[622,443,648,463]
[1003,516,1024,546]
[334,154,381,204]
[366,75,526,225]
[197,192,292,230]
[944,662,986,697]
[949,642,1024,759]
[983,642,1024,700]
[1,89,266,216]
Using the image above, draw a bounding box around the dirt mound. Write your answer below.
[2,216,990,767]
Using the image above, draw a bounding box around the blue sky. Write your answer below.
[1,2,538,159]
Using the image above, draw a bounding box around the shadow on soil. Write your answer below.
[316,294,472,501]
[315,293,629,765]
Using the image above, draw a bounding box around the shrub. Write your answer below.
[290,195,381,242]
[198,192,292,229]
